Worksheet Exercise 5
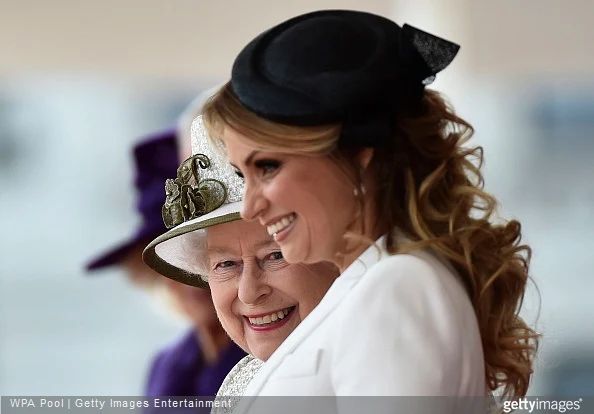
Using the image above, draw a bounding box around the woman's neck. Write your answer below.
[335,200,384,273]
[194,322,231,365]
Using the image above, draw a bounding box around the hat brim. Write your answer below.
[142,201,242,288]
[85,224,168,272]
[85,240,137,271]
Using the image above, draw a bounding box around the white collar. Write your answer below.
[336,233,389,281]
[240,234,391,398]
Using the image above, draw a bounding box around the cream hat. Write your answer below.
[142,115,244,288]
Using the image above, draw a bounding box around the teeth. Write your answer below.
[267,214,296,236]
[248,307,293,326]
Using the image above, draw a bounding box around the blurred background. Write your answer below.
[1,0,593,396]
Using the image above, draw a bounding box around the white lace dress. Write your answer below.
[211,355,264,414]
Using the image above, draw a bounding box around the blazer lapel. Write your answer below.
[236,236,388,411]
[240,265,362,397]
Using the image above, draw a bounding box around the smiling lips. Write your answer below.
[246,306,295,328]
[266,213,296,236]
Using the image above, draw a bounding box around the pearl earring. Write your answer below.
[353,184,366,198]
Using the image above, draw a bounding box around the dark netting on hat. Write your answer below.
[400,24,461,86]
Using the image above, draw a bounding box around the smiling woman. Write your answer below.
[142,115,339,398]
[205,219,336,362]
[223,127,358,265]
[200,8,539,410]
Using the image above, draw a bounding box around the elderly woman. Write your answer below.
[85,127,247,398]
[197,8,539,413]
[142,115,339,400]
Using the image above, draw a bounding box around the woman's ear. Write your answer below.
[356,147,374,171]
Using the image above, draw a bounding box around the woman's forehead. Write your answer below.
[222,129,260,164]
[206,220,276,254]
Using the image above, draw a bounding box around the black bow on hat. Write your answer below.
[231,10,460,148]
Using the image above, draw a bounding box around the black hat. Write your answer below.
[231,9,460,147]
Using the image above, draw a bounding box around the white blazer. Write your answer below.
[232,235,487,414]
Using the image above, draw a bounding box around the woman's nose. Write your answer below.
[237,262,271,305]
[240,183,268,221]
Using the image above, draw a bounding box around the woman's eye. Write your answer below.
[214,261,236,272]
[262,250,288,271]
[267,251,284,261]
[254,160,280,176]
[234,169,244,179]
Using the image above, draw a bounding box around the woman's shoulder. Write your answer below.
[329,247,484,395]
[356,248,473,318]
[216,355,264,397]
[149,329,202,370]
[211,356,262,414]
[365,249,452,287]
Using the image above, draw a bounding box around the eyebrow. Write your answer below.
[207,246,236,255]
[230,150,260,171]
[253,238,278,251]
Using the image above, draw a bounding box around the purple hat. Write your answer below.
[85,129,179,271]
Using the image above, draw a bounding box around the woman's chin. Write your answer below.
[254,352,270,362]
[250,346,275,362]
[281,244,309,265]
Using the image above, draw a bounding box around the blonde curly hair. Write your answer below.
[202,82,540,398]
